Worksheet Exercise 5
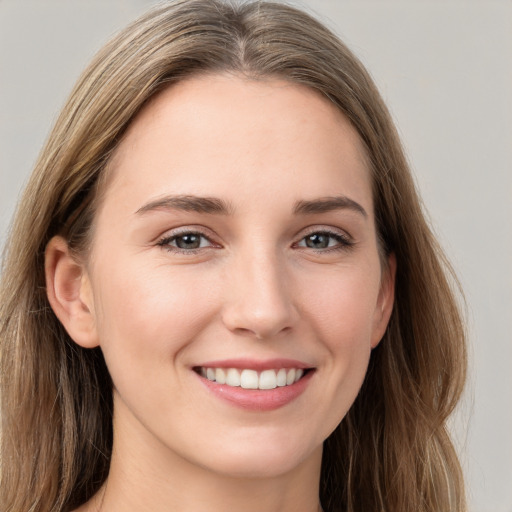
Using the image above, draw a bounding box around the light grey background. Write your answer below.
[1,1,511,511]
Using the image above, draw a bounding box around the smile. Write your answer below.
[193,359,314,411]
[197,367,305,390]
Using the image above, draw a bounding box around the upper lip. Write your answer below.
[194,358,313,371]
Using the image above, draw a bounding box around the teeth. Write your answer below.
[215,368,226,384]
[199,367,306,390]
[226,368,241,387]
[276,368,287,387]
[259,369,277,390]
[240,369,259,389]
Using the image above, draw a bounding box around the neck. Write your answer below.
[84,406,323,512]
[98,449,323,512]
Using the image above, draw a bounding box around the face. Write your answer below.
[74,74,394,478]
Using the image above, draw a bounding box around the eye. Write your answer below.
[157,231,214,252]
[296,230,352,251]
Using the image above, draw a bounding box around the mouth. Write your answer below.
[192,360,315,411]
[193,366,310,390]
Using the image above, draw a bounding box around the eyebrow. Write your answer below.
[135,195,233,215]
[293,196,367,218]
[135,194,367,218]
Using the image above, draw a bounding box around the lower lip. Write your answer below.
[197,371,314,411]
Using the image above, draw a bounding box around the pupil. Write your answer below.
[306,233,329,249]
[176,234,200,249]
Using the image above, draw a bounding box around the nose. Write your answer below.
[221,251,299,340]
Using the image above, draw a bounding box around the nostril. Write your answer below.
[223,313,298,341]
[220,274,299,339]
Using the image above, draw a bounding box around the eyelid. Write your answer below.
[293,226,354,251]
[154,224,354,254]
[297,224,353,240]
[156,226,221,252]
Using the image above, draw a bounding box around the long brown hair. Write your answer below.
[0,1,466,511]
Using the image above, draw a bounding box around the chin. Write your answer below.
[190,429,323,479]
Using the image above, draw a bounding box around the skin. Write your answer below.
[46,74,395,512]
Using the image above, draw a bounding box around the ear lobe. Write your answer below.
[45,236,99,348]
[371,253,396,349]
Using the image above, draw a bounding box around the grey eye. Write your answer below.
[173,233,205,249]
[295,230,354,252]
[298,232,344,250]
[304,233,331,249]
[158,232,213,251]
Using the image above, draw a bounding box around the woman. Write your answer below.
[0,1,466,511]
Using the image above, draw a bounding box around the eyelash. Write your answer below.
[157,230,215,254]
[156,228,354,255]
[294,229,354,253]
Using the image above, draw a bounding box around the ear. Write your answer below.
[45,236,99,348]
[371,252,396,348]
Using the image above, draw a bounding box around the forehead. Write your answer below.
[102,73,372,218]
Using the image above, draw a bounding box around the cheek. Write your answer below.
[89,257,225,432]
[300,264,382,348]
[90,256,220,371]
[297,264,381,417]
